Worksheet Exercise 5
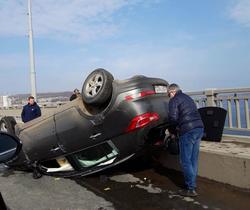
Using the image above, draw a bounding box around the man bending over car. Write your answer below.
[167,83,204,197]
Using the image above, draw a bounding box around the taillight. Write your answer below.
[126,112,160,132]
[125,90,155,101]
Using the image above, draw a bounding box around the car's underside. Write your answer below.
[0,69,171,178]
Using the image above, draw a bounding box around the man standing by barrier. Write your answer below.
[167,83,204,197]
[21,96,41,123]
[70,88,80,101]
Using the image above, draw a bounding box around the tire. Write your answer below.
[0,116,17,135]
[82,68,114,105]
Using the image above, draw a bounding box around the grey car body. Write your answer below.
[0,69,170,178]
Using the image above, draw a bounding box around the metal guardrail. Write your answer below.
[187,88,250,132]
[1,90,250,134]
[0,106,60,123]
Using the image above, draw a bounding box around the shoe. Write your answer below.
[178,189,198,197]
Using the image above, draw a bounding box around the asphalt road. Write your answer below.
[1,157,250,210]
[0,165,114,210]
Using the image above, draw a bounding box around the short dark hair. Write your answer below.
[73,89,79,93]
[28,96,34,100]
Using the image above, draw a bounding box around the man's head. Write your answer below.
[167,83,181,98]
[73,88,80,94]
[28,96,35,105]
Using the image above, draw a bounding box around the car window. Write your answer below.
[40,157,74,173]
[73,141,118,168]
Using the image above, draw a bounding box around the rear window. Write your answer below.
[73,141,118,168]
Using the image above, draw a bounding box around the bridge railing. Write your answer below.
[1,90,250,134]
[187,88,250,132]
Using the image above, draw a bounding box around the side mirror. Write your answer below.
[0,132,21,163]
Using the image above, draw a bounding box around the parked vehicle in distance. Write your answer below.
[0,68,170,178]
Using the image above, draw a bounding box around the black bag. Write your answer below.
[165,135,180,155]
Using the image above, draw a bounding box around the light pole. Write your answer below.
[28,0,37,99]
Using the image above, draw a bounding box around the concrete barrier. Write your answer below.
[158,136,250,190]
[0,107,57,123]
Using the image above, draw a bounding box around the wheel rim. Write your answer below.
[0,122,8,132]
[85,74,104,98]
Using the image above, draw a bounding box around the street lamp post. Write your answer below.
[28,0,37,99]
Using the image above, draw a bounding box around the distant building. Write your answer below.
[0,95,12,108]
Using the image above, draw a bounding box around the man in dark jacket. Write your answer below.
[168,83,204,197]
[21,96,41,123]
[69,88,80,101]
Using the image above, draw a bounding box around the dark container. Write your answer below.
[198,107,227,142]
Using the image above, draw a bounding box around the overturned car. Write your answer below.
[0,69,170,178]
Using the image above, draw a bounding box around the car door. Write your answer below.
[54,106,100,154]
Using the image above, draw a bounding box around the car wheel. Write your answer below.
[82,68,114,106]
[0,116,17,135]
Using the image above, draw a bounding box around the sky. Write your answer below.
[0,0,250,95]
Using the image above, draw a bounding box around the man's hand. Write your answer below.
[170,133,176,139]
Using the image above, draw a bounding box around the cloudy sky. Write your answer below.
[0,0,249,95]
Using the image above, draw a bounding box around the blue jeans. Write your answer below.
[179,127,204,190]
